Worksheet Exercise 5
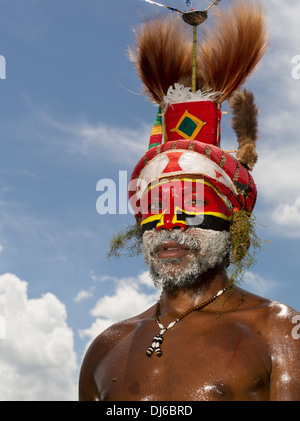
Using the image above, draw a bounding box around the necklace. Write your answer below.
[146,285,230,358]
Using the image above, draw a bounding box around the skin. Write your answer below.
[79,177,300,401]
[79,275,300,401]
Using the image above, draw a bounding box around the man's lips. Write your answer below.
[154,241,192,259]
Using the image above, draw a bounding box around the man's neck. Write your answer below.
[159,267,230,317]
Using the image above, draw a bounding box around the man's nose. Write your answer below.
[156,213,187,231]
[156,186,187,231]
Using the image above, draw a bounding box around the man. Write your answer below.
[79,1,300,401]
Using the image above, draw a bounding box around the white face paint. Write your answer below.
[142,228,230,291]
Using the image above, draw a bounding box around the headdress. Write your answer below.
[109,1,268,275]
[128,0,268,224]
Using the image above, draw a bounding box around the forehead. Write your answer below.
[135,149,238,200]
[140,176,232,214]
[145,176,220,195]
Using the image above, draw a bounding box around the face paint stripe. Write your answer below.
[141,214,163,225]
[183,210,232,221]
[141,214,231,234]
[141,210,232,226]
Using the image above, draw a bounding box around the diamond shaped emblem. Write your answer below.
[171,110,206,140]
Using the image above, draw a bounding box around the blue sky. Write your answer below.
[0,0,300,400]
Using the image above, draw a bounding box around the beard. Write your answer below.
[142,228,230,291]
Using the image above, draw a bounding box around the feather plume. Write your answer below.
[229,89,258,170]
[129,16,194,105]
[129,1,268,106]
[198,1,268,103]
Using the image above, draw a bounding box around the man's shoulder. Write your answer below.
[261,299,300,333]
[91,318,139,349]
[264,299,299,318]
[79,305,156,400]
[85,305,156,357]
[230,287,299,331]
[231,289,300,399]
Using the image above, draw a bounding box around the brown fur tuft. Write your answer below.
[229,89,258,170]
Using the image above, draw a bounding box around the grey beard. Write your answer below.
[142,229,230,291]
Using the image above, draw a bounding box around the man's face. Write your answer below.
[141,177,232,290]
[140,177,232,233]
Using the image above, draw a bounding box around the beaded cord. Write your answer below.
[146,285,229,357]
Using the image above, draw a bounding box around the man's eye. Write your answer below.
[185,198,207,207]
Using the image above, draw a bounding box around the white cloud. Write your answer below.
[73,120,150,164]
[243,271,278,297]
[241,1,300,237]
[90,281,155,320]
[254,144,300,203]
[19,100,151,168]
[73,288,94,303]
[79,271,158,345]
[253,138,300,236]
[89,272,157,320]
[138,270,156,288]
[264,1,300,48]
[271,197,300,237]
[90,273,120,283]
[260,0,300,80]
[0,273,78,401]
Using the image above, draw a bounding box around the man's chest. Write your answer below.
[95,316,271,401]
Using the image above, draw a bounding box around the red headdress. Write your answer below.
[128,1,268,226]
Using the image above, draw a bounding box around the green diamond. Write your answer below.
[178,117,198,137]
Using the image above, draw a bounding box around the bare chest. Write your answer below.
[95,315,271,401]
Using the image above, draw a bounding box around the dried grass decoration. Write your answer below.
[107,225,142,260]
[228,209,265,286]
